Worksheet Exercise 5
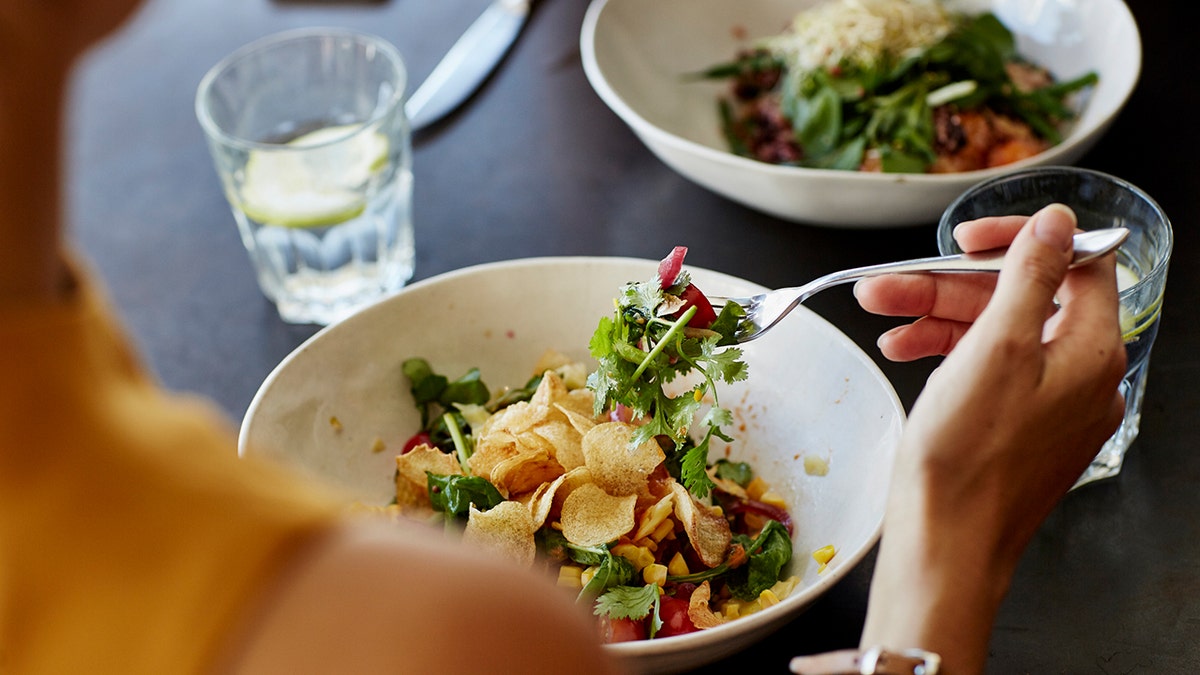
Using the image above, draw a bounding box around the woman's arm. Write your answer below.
[854,205,1127,673]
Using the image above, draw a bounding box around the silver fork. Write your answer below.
[708,228,1130,343]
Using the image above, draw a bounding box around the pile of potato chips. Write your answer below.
[386,352,801,635]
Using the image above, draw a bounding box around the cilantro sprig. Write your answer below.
[586,267,748,499]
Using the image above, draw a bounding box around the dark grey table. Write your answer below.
[70,0,1199,671]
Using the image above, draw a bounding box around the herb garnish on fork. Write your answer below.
[587,247,748,499]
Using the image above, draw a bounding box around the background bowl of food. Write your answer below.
[240,255,905,674]
[580,0,1140,228]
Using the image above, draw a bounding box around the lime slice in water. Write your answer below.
[1114,262,1158,342]
[239,124,389,229]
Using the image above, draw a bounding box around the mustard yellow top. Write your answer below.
[0,263,343,674]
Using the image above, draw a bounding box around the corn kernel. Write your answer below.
[613,543,655,572]
[581,565,599,587]
[643,563,668,587]
[633,537,659,552]
[759,491,788,509]
[693,389,704,402]
[772,576,800,598]
[557,565,583,588]
[803,454,830,476]
[651,519,674,542]
[721,602,742,620]
[746,476,769,501]
[370,437,387,454]
[633,497,674,540]
[758,589,780,609]
[812,544,837,565]
[666,552,689,577]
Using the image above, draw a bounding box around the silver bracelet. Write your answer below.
[790,645,942,675]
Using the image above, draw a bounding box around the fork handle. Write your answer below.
[817,227,1129,286]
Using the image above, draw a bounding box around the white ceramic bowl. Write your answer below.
[240,258,905,674]
[580,0,1141,228]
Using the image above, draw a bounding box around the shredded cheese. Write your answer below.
[760,0,955,74]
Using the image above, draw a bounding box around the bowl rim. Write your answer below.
[579,0,1143,186]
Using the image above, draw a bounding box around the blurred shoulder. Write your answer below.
[217,521,627,675]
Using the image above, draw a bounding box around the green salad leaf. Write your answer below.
[667,518,793,600]
[703,8,1098,173]
[593,584,662,638]
[586,267,748,499]
[426,473,504,519]
[726,519,793,600]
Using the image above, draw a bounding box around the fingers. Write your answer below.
[950,215,1030,253]
[972,204,1077,339]
[1048,235,1122,343]
[876,317,972,362]
[855,273,997,322]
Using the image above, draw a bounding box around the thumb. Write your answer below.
[976,203,1077,337]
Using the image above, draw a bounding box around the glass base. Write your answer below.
[1072,409,1140,490]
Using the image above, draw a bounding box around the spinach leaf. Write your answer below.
[579,550,636,601]
[714,458,754,486]
[727,520,793,600]
[402,358,492,453]
[426,473,504,519]
[709,9,1097,174]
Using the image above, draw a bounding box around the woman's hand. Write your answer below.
[859,204,1127,674]
[854,215,1037,362]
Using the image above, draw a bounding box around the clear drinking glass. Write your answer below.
[938,166,1173,488]
[196,28,413,325]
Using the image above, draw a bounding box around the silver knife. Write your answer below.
[404,0,532,131]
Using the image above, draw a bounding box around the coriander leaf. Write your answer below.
[593,584,660,621]
[680,438,715,499]
[701,341,748,385]
[587,250,750,499]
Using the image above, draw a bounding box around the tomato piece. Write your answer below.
[678,283,718,329]
[597,615,647,643]
[401,431,433,454]
[657,595,699,638]
[657,246,688,289]
[654,246,717,328]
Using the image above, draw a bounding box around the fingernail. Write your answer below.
[1032,203,1077,252]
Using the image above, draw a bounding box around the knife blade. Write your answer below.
[404,0,531,131]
